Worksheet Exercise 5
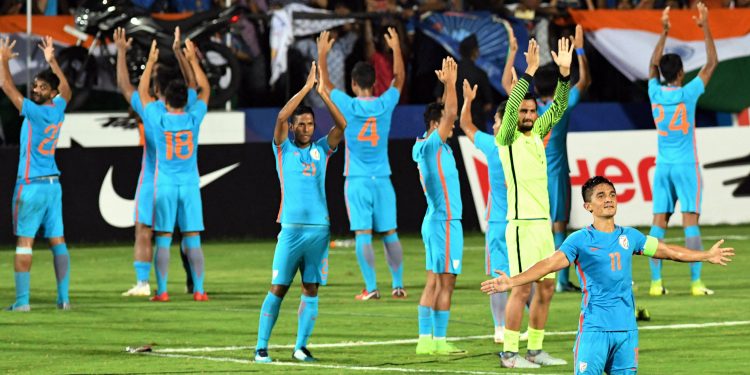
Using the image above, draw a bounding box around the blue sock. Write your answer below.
[14,272,30,307]
[134,261,151,283]
[154,236,173,294]
[649,226,665,281]
[182,236,205,293]
[51,243,70,304]
[355,234,377,292]
[256,292,283,350]
[295,295,319,350]
[418,305,433,336]
[685,226,703,282]
[553,232,568,284]
[383,233,404,289]
[433,310,450,339]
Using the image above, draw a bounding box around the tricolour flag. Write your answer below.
[571,9,750,112]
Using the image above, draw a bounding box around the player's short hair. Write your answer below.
[521,93,538,110]
[155,65,180,95]
[533,64,558,97]
[459,34,479,61]
[164,79,188,109]
[659,54,683,83]
[582,176,616,202]
[496,99,508,116]
[352,62,376,89]
[291,105,315,125]
[423,102,444,131]
[35,69,60,91]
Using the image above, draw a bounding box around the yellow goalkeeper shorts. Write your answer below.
[506,219,556,280]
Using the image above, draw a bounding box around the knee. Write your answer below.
[48,237,65,247]
[301,283,319,297]
[510,286,531,301]
[269,284,289,299]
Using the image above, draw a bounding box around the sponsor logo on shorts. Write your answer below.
[579,361,588,373]
[452,259,460,269]
[618,235,629,250]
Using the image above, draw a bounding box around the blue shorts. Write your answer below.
[653,163,702,214]
[485,221,509,277]
[153,184,204,233]
[548,172,571,223]
[272,224,330,286]
[574,330,638,375]
[421,219,463,274]
[134,173,154,226]
[344,176,397,232]
[12,178,64,238]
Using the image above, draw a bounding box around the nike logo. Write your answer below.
[98,163,240,228]
[589,247,600,252]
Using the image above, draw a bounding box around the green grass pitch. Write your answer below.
[1,225,748,374]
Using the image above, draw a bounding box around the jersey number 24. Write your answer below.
[652,103,689,136]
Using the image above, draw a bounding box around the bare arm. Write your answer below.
[460,79,479,142]
[318,70,346,149]
[275,62,317,145]
[173,27,197,89]
[39,36,71,103]
[694,2,717,85]
[481,251,570,294]
[317,31,335,92]
[364,19,375,61]
[183,39,209,104]
[573,25,591,92]
[653,239,734,265]
[384,27,405,93]
[650,7,670,80]
[501,27,518,95]
[114,28,135,102]
[138,40,158,108]
[436,57,458,142]
[0,38,24,111]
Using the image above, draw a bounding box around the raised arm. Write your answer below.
[317,30,335,92]
[501,27,518,95]
[653,239,734,265]
[480,251,570,294]
[573,25,591,92]
[39,36,71,103]
[173,27,197,89]
[694,2,717,86]
[0,37,23,111]
[650,7,670,80]
[183,39,209,104]
[436,57,458,142]
[318,66,346,149]
[275,62,317,145]
[138,40,158,108]
[534,37,572,138]
[114,28,135,101]
[497,39,539,146]
[384,27,405,93]
[460,79,479,142]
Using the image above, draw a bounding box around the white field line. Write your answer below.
[154,320,750,354]
[144,352,564,375]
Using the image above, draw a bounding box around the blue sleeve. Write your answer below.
[379,87,400,110]
[559,231,581,264]
[683,77,705,103]
[273,138,290,153]
[648,78,660,99]
[130,91,144,118]
[187,88,198,107]
[188,100,208,127]
[473,131,495,156]
[627,227,651,255]
[144,101,164,128]
[316,136,337,154]
[52,95,67,113]
[331,89,352,116]
[20,98,38,118]
[568,86,581,108]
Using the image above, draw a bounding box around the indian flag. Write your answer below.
[571,9,750,112]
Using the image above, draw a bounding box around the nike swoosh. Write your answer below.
[590,247,600,252]
[99,163,240,228]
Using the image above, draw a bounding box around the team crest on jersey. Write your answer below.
[619,235,629,250]
[310,148,321,161]
[579,361,588,373]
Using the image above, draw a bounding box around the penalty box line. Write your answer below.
[154,320,750,354]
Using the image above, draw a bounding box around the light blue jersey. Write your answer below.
[331,87,399,177]
[648,77,704,165]
[537,86,580,175]
[560,225,658,332]
[274,137,336,226]
[17,96,67,181]
[144,100,207,186]
[473,131,507,223]
[412,131,462,221]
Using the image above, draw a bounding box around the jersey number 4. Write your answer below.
[164,131,194,160]
[652,103,689,136]
[357,117,380,147]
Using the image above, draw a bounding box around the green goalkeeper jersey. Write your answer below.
[496,73,570,221]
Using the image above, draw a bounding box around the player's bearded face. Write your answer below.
[517,100,538,132]
[292,114,315,146]
[31,79,54,104]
